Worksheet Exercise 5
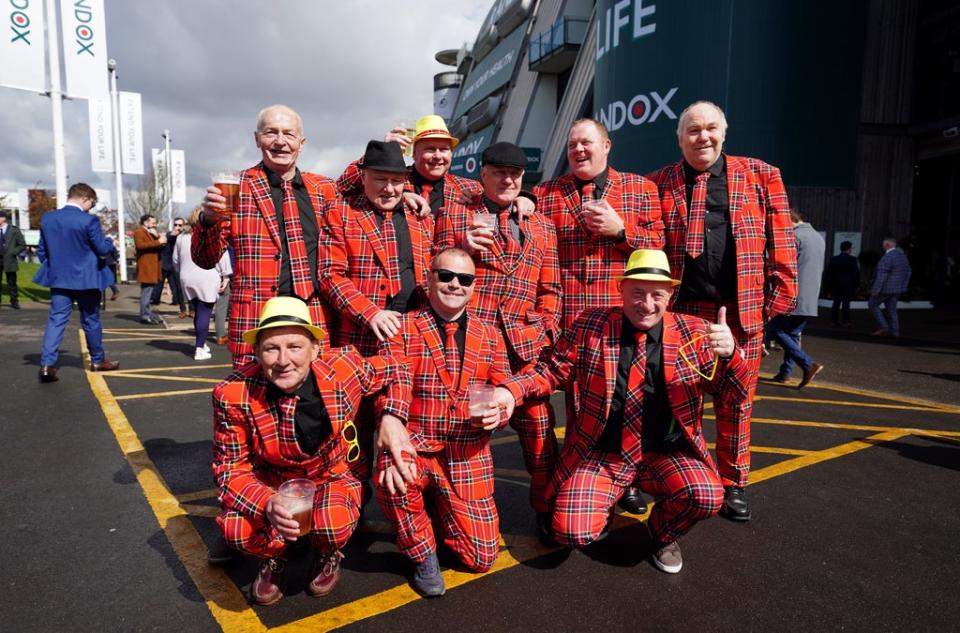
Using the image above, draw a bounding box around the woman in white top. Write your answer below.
[173,208,233,360]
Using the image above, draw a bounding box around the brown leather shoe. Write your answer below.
[797,362,824,389]
[90,359,121,372]
[214,336,229,345]
[178,311,189,319]
[38,366,59,383]
[250,557,286,606]
[307,550,344,597]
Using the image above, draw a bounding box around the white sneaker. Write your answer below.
[194,347,212,361]
[203,343,210,353]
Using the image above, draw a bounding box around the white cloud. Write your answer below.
[2,0,490,215]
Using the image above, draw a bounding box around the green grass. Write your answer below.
[1,262,51,302]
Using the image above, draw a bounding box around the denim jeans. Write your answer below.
[767,315,813,378]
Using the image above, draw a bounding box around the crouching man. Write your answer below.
[212,297,411,605]
[499,249,750,573]
[376,247,513,597]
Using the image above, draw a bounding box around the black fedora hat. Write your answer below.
[482,142,527,169]
[362,140,408,173]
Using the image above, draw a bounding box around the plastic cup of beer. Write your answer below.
[396,121,415,157]
[468,384,497,426]
[473,211,496,232]
[210,170,241,218]
[278,478,316,537]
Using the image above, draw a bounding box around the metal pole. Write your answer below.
[45,0,68,204]
[109,59,128,282]
[163,129,172,227]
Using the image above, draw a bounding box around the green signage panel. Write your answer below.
[453,23,529,119]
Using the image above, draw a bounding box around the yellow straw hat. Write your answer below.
[241,297,325,346]
[413,114,459,148]
[618,249,681,286]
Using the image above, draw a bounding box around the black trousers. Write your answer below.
[0,271,18,305]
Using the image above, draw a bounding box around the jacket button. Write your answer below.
[274,253,281,260]
[449,405,455,412]
[271,285,277,291]
[380,284,386,290]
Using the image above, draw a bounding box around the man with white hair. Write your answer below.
[869,236,911,338]
[647,100,798,521]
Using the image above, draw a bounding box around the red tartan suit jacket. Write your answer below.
[503,308,751,502]
[646,155,798,334]
[435,199,562,363]
[191,163,338,365]
[212,347,411,522]
[318,194,434,356]
[336,160,482,216]
[379,307,512,500]
[533,168,665,331]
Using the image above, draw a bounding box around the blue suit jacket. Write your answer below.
[34,205,114,290]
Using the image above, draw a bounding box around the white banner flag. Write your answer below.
[0,0,46,92]
[61,0,109,99]
[170,149,186,203]
[88,97,113,172]
[118,91,144,174]
[151,148,167,194]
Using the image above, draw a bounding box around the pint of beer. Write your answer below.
[278,478,316,537]
[468,384,497,426]
[210,170,241,219]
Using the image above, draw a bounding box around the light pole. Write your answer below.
[108,59,128,282]
[44,0,67,204]
[162,129,173,227]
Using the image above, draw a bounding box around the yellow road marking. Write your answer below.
[749,429,910,484]
[111,363,232,374]
[79,330,267,632]
[747,416,960,437]
[178,488,218,503]
[754,394,946,413]
[115,388,214,401]
[762,373,960,413]
[102,373,221,384]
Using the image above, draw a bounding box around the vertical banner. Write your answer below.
[87,96,113,172]
[151,148,167,193]
[118,91,144,174]
[61,0,109,98]
[170,150,186,203]
[0,0,46,91]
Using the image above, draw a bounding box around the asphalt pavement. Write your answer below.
[1,286,957,632]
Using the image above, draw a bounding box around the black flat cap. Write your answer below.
[482,142,527,169]
[362,140,408,173]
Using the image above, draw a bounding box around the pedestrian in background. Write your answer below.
[174,208,232,360]
[212,242,234,346]
[826,240,859,326]
[768,209,825,388]
[869,237,912,338]
[0,210,26,309]
[134,214,167,325]
[151,217,189,318]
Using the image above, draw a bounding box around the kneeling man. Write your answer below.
[376,247,512,597]
[500,249,750,573]
[212,297,411,605]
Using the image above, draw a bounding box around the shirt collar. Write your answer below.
[575,166,609,193]
[265,166,304,188]
[265,370,316,402]
[410,168,440,188]
[432,308,468,331]
[623,315,664,343]
[683,154,725,181]
[483,196,514,215]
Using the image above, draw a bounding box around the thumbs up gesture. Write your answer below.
[708,306,736,358]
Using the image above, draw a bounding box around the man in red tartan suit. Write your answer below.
[499,249,751,574]
[646,101,798,521]
[533,118,665,516]
[212,297,411,605]
[375,247,513,597]
[193,105,338,369]
[435,142,562,537]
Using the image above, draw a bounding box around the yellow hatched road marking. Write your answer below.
[754,394,947,413]
[763,373,960,413]
[79,330,268,633]
[112,363,232,374]
[104,335,197,342]
[103,373,221,384]
[115,388,214,401]
[178,488,218,503]
[747,416,960,437]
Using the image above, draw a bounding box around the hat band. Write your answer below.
[415,128,452,139]
[623,266,673,278]
[258,314,313,328]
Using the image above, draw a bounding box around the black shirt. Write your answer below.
[432,309,467,371]
[375,202,418,313]
[267,374,332,456]
[597,319,674,454]
[410,169,446,215]
[266,168,320,300]
[483,196,524,247]
[575,167,609,199]
[678,155,737,303]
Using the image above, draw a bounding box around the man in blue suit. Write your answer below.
[35,183,121,382]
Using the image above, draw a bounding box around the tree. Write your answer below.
[28,188,57,229]
[125,164,174,228]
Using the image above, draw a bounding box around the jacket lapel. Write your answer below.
[602,310,622,419]
[725,154,746,234]
[354,198,390,271]
[248,167,283,251]
[669,162,688,229]
[416,311,459,399]
[457,314,483,396]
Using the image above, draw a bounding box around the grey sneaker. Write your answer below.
[652,540,683,574]
[412,552,445,597]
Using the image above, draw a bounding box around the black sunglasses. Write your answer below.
[432,268,475,287]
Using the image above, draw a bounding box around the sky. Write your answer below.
[0,0,490,218]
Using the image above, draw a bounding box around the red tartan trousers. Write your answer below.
[552,446,723,548]
[217,471,363,560]
[671,299,762,487]
[509,356,558,514]
[376,451,500,572]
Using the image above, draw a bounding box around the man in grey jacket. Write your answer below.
[0,210,26,309]
[768,209,825,388]
[869,237,911,338]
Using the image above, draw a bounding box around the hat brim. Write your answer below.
[241,321,326,346]
[617,272,681,286]
[363,164,410,174]
[415,132,459,149]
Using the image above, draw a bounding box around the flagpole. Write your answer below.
[45,0,67,205]
[162,129,172,226]
[109,59,127,282]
